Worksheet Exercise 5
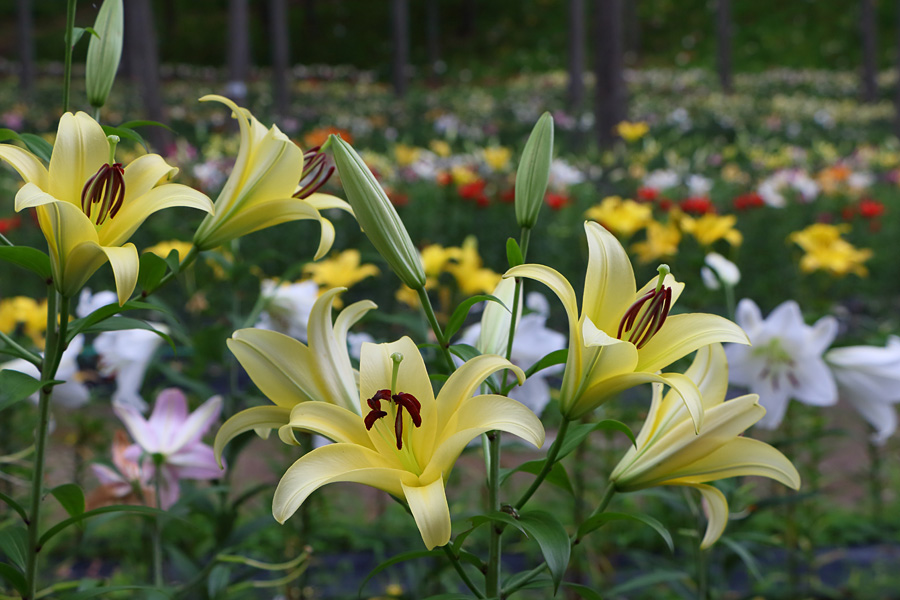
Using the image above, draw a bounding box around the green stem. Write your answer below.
[485,431,502,597]
[62,0,77,113]
[415,287,455,373]
[0,329,42,367]
[24,288,65,600]
[153,465,164,588]
[150,244,200,294]
[515,418,571,510]
[441,546,485,599]
[0,232,13,246]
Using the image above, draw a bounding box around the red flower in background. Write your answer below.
[436,171,452,186]
[545,193,570,210]
[458,180,486,201]
[0,215,22,234]
[637,187,659,202]
[499,187,516,203]
[733,192,764,211]
[390,192,409,207]
[657,197,674,211]
[858,198,885,219]
[680,196,715,215]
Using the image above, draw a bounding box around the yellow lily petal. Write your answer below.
[304,192,354,216]
[402,477,452,550]
[0,143,49,189]
[273,444,412,523]
[688,483,730,549]
[666,437,801,490]
[288,401,374,448]
[423,394,544,482]
[227,329,323,408]
[278,424,301,446]
[98,183,213,247]
[581,318,639,385]
[15,182,60,210]
[636,313,749,374]
[122,153,178,200]
[96,243,139,305]
[582,220,637,334]
[48,112,108,206]
[214,405,292,467]
[333,298,378,352]
[635,272,685,308]
[314,214,336,260]
[434,354,525,426]
[199,197,322,251]
[304,287,360,412]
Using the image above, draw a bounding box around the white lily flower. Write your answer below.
[255,279,320,342]
[76,288,119,318]
[95,326,167,412]
[725,299,838,429]
[701,253,741,290]
[2,334,89,409]
[825,337,900,445]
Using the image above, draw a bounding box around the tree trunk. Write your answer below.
[270,0,290,117]
[594,0,626,148]
[624,0,640,62]
[391,0,410,97]
[426,0,441,84]
[459,0,476,38]
[124,0,167,149]
[17,0,35,99]
[717,0,733,93]
[567,0,586,110]
[861,0,878,102]
[895,0,900,136]
[227,0,251,102]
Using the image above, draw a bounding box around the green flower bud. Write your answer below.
[86,0,124,109]
[330,135,426,289]
[515,112,554,230]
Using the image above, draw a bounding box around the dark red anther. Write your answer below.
[81,163,126,225]
[617,283,672,349]
[294,146,335,200]
[392,392,422,427]
[362,389,423,449]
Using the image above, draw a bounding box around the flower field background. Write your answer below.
[2,3,900,600]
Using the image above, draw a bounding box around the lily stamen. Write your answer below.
[617,265,673,349]
[363,388,422,450]
[81,135,126,226]
[294,145,335,199]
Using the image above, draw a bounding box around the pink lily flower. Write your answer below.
[114,388,224,509]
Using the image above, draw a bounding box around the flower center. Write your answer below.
[617,264,673,349]
[364,389,422,450]
[753,337,799,391]
[293,145,334,200]
[81,135,125,226]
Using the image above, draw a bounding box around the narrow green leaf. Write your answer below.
[421,595,474,600]
[445,294,507,341]
[61,585,175,599]
[137,252,169,292]
[576,511,674,552]
[557,419,636,461]
[0,129,22,143]
[515,511,570,593]
[50,483,86,519]
[101,125,147,151]
[0,526,28,570]
[83,26,100,39]
[118,119,176,133]
[562,582,603,600]
[0,370,44,413]
[719,536,763,582]
[499,459,574,495]
[163,248,182,275]
[207,564,230,599]
[605,570,689,596]
[0,491,28,522]
[448,343,481,363]
[523,348,567,378]
[357,549,441,598]
[20,134,53,163]
[0,562,26,595]
[39,504,173,546]
[0,246,52,280]
[506,237,523,268]
[66,299,171,343]
[78,317,173,350]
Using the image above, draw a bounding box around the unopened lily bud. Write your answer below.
[330,135,425,289]
[515,112,554,230]
[85,0,124,109]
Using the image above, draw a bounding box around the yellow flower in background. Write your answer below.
[451,165,479,186]
[506,221,748,421]
[445,236,501,296]
[303,249,380,294]
[0,113,213,305]
[270,337,543,550]
[789,223,873,277]
[679,213,743,247]
[393,144,421,168]
[610,344,800,548]
[429,140,452,158]
[483,146,512,172]
[616,121,650,143]
[0,296,48,347]
[585,196,652,238]
[632,220,681,264]
[421,244,463,278]
[721,163,749,185]
[144,240,194,263]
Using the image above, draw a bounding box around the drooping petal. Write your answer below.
[304,192,354,215]
[287,401,375,448]
[98,183,213,247]
[214,405,292,466]
[0,143,49,188]
[807,315,839,356]
[402,477,452,550]
[227,329,324,408]
[314,214,336,260]
[97,243,139,305]
[272,444,412,523]
[122,154,178,201]
[333,298,378,357]
[504,264,580,352]
[15,182,60,210]
[168,443,223,479]
[687,483,730,549]
[423,395,544,482]
[636,313,749,374]
[168,395,223,454]
[306,288,361,413]
[581,221,637,334]
[48,112,109,206]
[666,437,801,490]
[790,358,838,407]
[844,394,897,445]
[434,354,525,427]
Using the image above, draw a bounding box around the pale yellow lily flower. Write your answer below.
[271,336,544,550]
[505,221,749,424]
[192,95,353,255]
[0,113,213,304]
[214,287,376,457]
[679,213,743,247]
[445,236,502,295]
[585,196,652,238]
[788,223,872,277]
[632,220,681,264]
[302,249,381,294]
[610,344,801,548]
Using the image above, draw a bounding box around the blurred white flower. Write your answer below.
[642,169,680,192]
[758,170,820,208]
[825,337,900,445]
[347,331,375,361]
[725,299,838,429]
[1,335,89,409]
[77,289,118,318]
[847,171,874,191]
[255,279,320,342]
[95,326,167,412]
[701,253,741,290]
[548,158,585,190]
[687,174,713,196]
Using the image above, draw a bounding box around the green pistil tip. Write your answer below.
[107,135,120,164]
[390,352,403,395]
[656,264,671,292]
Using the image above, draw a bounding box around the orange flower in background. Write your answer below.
[303,127,353,150]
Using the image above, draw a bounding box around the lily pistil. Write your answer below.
[617,264,673,349]
[81,135,126,226]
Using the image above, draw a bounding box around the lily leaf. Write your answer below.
[102,125,148,152]
[506,237,524,268]
[0,491,27,522]
[0,370,45,413]
[499,459,574,495]
[445,294,507,341]
[0,246,52,280]
[523,348,567,378]
[19,133,53,163]
[66,299,171,343]
[0,526,27,571]
[39,504,173,546]
[0,562,26,596]
[137,252,169,292]
[50,483,86,520]
[562,582,603,600]
[576,511,673,552]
